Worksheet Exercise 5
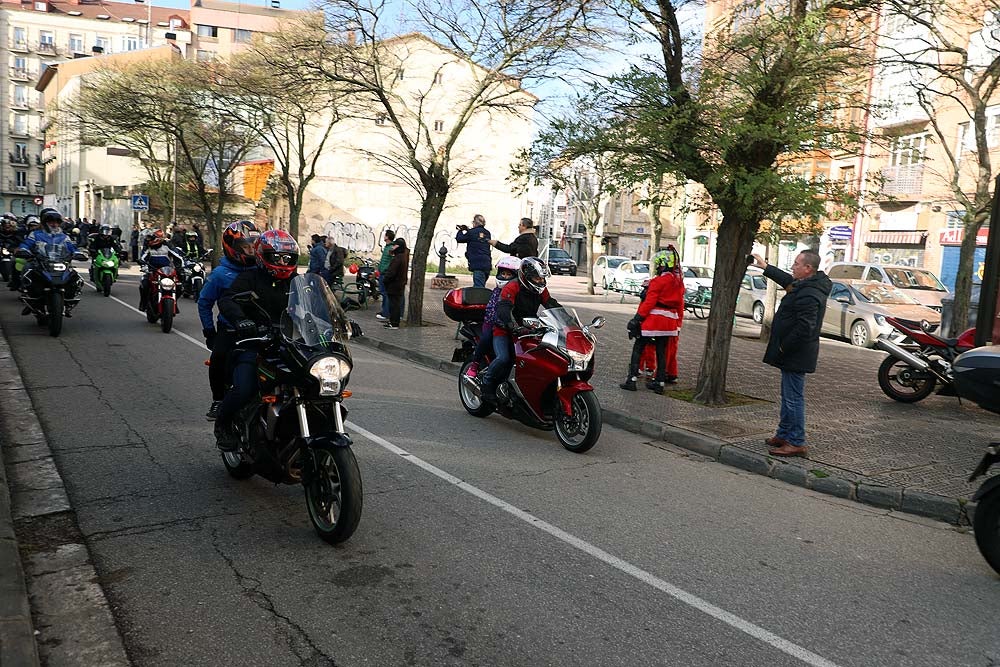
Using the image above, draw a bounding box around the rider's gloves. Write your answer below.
[203,327,217,351]
[235,319,257,340]
[626,315,642,340]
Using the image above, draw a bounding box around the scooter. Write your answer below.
[90,247,119,297]
[874,316,976,403]
[445,287,606,453]
[958,348,1000,574]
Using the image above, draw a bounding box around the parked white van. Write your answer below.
[826,262,950,311]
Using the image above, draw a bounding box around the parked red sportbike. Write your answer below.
[144,264,179,333]
[873,316,976,402]
[444,287,606,453]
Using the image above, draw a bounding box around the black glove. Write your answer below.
[626,315,642,340]
[235,319,257,340]
[203,327,217,351]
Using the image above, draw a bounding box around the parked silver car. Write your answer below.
[826,262,950,311]
[593,255,629,289]
[735,270,782,323]
[822,280,942,348]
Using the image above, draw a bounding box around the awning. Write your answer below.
[865,231,927,245]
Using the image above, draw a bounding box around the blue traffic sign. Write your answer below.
[131,194,149,211]
[827,225,853,241]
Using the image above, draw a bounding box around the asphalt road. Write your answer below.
[1,274,999,667]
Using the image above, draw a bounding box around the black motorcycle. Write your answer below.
[181,249,212,299]
[351,256,380,305]
[223,273,364,544]
[959,347,1000,574]
[15,240,86,337]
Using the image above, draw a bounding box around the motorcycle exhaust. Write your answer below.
[874,337,930,371]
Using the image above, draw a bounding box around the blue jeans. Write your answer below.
[776,371,806,446]
[217,349,258,428]
[378,275,389,317]
[471,269,488,288]
[471,324,494,364]
[483,334,512,389]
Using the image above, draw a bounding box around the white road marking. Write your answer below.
[83,280,209,351]
[93,287,841,667]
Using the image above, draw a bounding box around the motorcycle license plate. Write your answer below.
[969,447,1000,483]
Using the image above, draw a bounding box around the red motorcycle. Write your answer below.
[145,264,179,333]
[444,287,606,453]
[873,316,976,402]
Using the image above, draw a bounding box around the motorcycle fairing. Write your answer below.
[557,379,595,417]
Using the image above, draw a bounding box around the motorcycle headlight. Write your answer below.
[51,262,66,272]
[104,261,115,267]
[309,357,352,396]
[564,348,593,372]
[874,314,886,326]
[160,278,175,289]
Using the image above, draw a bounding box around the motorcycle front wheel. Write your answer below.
[102,273,112,297]
[304,444,363,545]
[877,356,936,403]
[974,489,1000,575]
[47,292,63,337]
[161,301,174,333]
[555,390,601,453]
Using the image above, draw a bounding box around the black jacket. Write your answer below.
[328,245,346,279]
[383,248,408,295]
[493,232,538,259]
[455,225,492,271]
[218,269,293,326]
[762,266,832,374]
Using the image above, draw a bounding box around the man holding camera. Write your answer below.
[751,250,831,457]
[455,214,492,288]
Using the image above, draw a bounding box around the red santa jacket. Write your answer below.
[637,272,684,337]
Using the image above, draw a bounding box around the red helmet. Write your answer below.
[148,230,165,248]
[222,220,258,266]
[254,229,299,280]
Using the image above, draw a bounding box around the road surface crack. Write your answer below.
[210,529,338,666]
[85,510,238,542]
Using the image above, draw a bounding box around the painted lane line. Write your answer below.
[94,286,840,667]
[345,421,841,667]
[83,280,209,351]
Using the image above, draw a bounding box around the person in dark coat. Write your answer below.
[752,250,831,457]
[382,237,408,329]
[455,213,492,287]
[489,217,538,259]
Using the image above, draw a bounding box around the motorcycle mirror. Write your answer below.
[920,319,933,332]
[72,252,89,262]
[14,249,31,259]
[590,316,606,329]
[231,290,259,304]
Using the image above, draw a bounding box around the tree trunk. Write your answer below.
[950,219,982,335]
[286,188,303,242]
[406,183,447,326]
[585,227,596,295]
[693,214,759,405]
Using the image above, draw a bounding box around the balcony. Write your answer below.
[9,39,29,53]
[7,181,29,193]
[9,67,31,82]
[881,164,924,197]
[36,42,59,56]
[8,152,29,166]
[32,183,44,194]
[9,97,29,111]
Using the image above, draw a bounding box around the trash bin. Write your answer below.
[941,283,981,336]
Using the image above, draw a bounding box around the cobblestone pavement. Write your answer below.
[354,273,997,504]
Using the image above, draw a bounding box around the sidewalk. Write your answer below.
[352,273,997,525]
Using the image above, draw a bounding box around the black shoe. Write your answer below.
[21,306,31,315]
[206,401,222,421]
[619,378,637,391]
[647,381,665,395]
[63,310,72,318]
[214,423,238,452]
[665,376,678,384]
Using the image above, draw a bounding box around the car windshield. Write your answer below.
[632,262,650,274]
[852,283,918,305]
[751,276,766,289]
[606,258,626,269]
[282,273,351,348]
[549,249,570,259]
[686,267,714,279]
[883,267,947,291]
[32,240,71,262]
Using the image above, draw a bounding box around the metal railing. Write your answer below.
[36,42,58,55]
[882,164,924,195]
[7,181,29,193]
[8,152,29,166]
[8,124,29,137]
[9,67,30,81]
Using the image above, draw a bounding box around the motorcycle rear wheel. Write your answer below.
[974,489,1000,575]
[458,361,494,418]
[304,444,363,545]
[221,450,254,480]
[47,292,63,337]
[161,303,174,333]
[102,273,112,297]
[877,356,936,403]
[555,390,602,453]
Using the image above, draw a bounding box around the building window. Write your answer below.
[234,28,252,43]
[34,1,46,12]
[13,27,26,48]
[13,143,27,162]
[96,36,110,53]
[15,171,27,189]
[12,115,27,135]
[69,33,83,52]
[169,18,183,30]
[889,133,927,166]
[433,120,444,132]
[39,30,53,45]
[197,25,219,38]
[13,86,27,107]
[374,113,387,126]
[123,36,140,52]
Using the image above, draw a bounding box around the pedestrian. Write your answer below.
[129,223,140,264]
[376,230,395,321]
[455,214,492,288]
[307,234,326,274]
[78,218,91,247]
[620,247,684,394]
[489,217,538,259]
[382,237,408,329]
[325,236,345,287]
[751,250,831,457]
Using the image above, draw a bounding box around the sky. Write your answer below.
[152,0,314,9]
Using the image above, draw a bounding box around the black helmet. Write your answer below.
[100,225,112,236]
[518,257,547,294]
[39,208,62,233]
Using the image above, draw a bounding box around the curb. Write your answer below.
[353,334,971,527]
[0,325,130,666]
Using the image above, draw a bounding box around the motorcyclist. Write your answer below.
[198,220,259,421]
[464,255,520,380]
[0,215,22,288]
[138,230,185,311]
[480,257,561,402]
[180,229,204,259]
[87,225,121,280]
[214,229,300,450]
[17,209,81,312]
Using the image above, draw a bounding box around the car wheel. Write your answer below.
[752,301,764,324]
[569,270,577,277]
[850,320,871,347]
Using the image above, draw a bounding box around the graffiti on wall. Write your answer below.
[320,220,462,258]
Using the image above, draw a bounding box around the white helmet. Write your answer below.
[495,256,520,288]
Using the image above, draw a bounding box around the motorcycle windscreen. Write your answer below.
[282,273,351,349]
[537,307,587,350]
[34,240,72,262]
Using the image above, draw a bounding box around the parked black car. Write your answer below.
[544,248,577,276]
